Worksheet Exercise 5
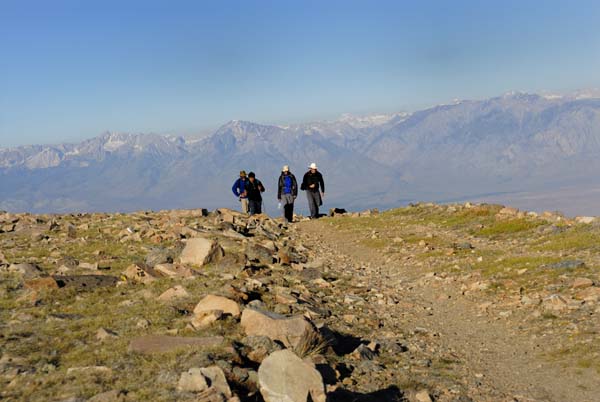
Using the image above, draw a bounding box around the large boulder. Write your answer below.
[194,295,241,318]
[240,308,317,349]
[258,350,326,402]
[179,238,224,267]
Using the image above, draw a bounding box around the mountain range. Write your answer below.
[2,91,600,215]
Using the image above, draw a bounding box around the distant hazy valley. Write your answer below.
[2,91,600,215]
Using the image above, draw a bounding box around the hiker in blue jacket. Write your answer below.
[232,170,249,214]
[277,165,298,222]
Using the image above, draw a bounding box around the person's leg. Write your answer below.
[307,192,317,218]
[284,201,293,222]
[248,200,256,215]
[241,198,249,214]
[255,201,262,214]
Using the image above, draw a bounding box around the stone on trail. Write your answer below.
[240,308,317,349]
[258,349,326,402]
[158,285,190,302]
[7,263,44,279]
[129,335,225,355]
[194,294,241,318]
[179,237,224,267]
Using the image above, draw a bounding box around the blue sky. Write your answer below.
[1,0,600,147]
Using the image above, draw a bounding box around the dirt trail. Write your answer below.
[297,219,599,402]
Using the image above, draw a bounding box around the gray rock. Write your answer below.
[258,349,326,402]
[239,336,283,363]
[545,260,586,270]
[145,246,178,267]
[240,308,317,349]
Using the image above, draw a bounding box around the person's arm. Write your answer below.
[319,173,325,194]
[300,173,307,191]
[292,175,298,197]
[232,179,240,197]
[259,180,265,192]
[277,176,282,200]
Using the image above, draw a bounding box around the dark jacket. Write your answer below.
[246,179,265,201]
[232,177,249,198]
[277,172,298,199]
[301,170,325,193]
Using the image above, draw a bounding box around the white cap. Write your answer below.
[309,162,317,169]
[282,165,289,172]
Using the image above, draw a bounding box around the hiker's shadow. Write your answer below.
[327,386,405,402]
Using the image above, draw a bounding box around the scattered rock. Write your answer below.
[123,264,157,284]
[414,389,433,402]
[239,336,283,363]
[53,275,119,289]
[179,237,224,267]
[7,263,44,279]
[158,285,190,302]
[96,327,119,341]
[194,294,241,318]
[24,277,59,291]
[178,367,209,392]
[154,263,198,279]
[545,260,586,270]
[572,277,594,289]
[240,308,317,349]
[258,349,326,402]
[190,310,223,329]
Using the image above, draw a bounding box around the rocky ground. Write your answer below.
[1,204,599,401]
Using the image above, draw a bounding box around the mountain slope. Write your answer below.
[2,92,600,214]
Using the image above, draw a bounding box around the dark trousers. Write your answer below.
[306,191,321,218]
[248,200,262,215]
[284,203,294,222]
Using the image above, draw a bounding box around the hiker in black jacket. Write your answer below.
[300,162,324,219]
[277,165,298,222]
[246,172,265,215]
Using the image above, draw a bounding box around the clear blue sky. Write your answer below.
[1,0,600,147]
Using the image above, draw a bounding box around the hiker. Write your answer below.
[231,170,249,214]
[277,165,298,222]
[246,172,265,215]
[300,162,325,219]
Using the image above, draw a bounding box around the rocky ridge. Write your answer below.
[0,203,599,401]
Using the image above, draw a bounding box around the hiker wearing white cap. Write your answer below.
[277,165,298,222]
[300,162,325,219]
